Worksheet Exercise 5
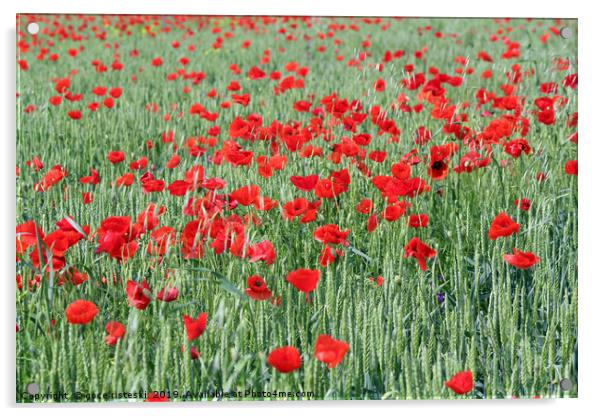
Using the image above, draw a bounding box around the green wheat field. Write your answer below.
[16,15,577,402]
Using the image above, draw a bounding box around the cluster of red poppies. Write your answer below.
[489,212,540,269]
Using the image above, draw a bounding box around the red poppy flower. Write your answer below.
[427,143,456,180]
[314,334,349,368]
[80,168,100,185]
[283,198,310,220]
[503,248,540,269]
[115,172,135,187]
[227,80,241,91]
[151,56,163,67]
[232,93,250,107]
[319,245,340,267]
[92,86,107,96]
[34,165,67,192]
[82,192,93,204]
[407,214,429,228]
[414,126,432,145]
[49,95,62,106]
[65,300,98,325]
[16,220,44,256]
[156,286,179,302]
[313,224,350,246]
[293,100,312,112]
[26,156,44,172]
[514,198,532,211]
[109,87,122,98]
[64,267,89,286]
[248,66,266,80]
[183,312,208,341]
[454,152,491,174]
[166,153,180,169]
[488,212,520,240]
[314,169,350,198]
[136,203,164,233]
[107,150,125,164]
[356,198,374,214]
[445,370,474,395]
[147,226,175,256]
[286,269,320,295]
[141,177,165,193]
[126,280,152,310]
[267,346,302,373]
[369,150,387,163]
[403,237,436,271]
[504,138,531,158]
[248,240,276,265]
[96,216,139,261]
[29,228,71,268]
[230,184,260,206]
[104,97,115,108]
[245,275,272,300]
[68,110,82,120]
[56,217,90,244]
[367,214,378,233]
[563,73,577,89]
[105,321,126,346]
[53,77,70,93]
[290,174,319,192]
[537,109,555,125]
[180,219,206,260]
[129,157,148,170]
[382,201,409,222]
[373,78,386,92]
[167,180,192,196]
[565,160,578,175]
[254,196,278,211]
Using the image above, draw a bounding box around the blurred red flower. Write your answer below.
[230,184,261,206]
[313,224,350,246]
[446,370,474,394]
[105,321,126,346]
[403,237,436,271]
[267,346,302,373]
[183,312,208,341]
[503,248,540,269]
[565,160,578,175]
[126,280,152,310]
[314,334,349,368]
[156,286,179,302]
[107,150,125,164]
[514,198,532,211]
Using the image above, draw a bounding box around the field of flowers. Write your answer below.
[16,15,577,402]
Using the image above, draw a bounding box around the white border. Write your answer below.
[2,1,600,416]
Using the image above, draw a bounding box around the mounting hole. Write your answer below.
[26,383,39,395]
[26,22,40,35]
[560,27,572,39]
[559,378,573,391]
